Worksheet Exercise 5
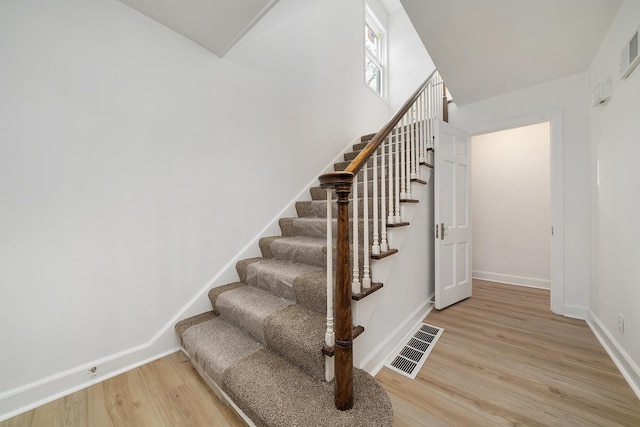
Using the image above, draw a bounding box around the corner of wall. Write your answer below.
[562,304,588,320]
[587,310,640,400]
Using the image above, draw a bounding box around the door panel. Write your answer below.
[434,121,472,310]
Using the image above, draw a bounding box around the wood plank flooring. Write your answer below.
[377,280,640,426]
[3,280,639,426]
[1,352,247,427]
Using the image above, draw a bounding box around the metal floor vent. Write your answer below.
[385,323,443,379]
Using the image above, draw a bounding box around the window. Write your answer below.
[365,9,385,97]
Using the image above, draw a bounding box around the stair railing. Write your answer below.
[319,70,447,410]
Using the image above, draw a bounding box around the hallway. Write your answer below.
[377,280,640,425]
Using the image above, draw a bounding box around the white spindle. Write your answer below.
[410,106,417,181]
[416,106,419,175]
[407,111,413,199]
[429,81,435,150]
[325,189,334,381]
[394,124,402,222]
[418,92,429,166]
[423,91,427,163]
[417,99,423,177]
[399,114,407,200]
[352,170,360,295]
[372,147,380,255]
[362,165,371,289]
[388,129,395,225]
[380,139,389,252]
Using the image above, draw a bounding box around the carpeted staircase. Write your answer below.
[175,133,399,427]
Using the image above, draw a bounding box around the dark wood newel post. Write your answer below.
[319,171,354,411]
[333,181,353,411]
[316,70,440,411]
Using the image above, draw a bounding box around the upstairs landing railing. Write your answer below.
[319,70,447,410]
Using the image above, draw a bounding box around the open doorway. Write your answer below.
[471,122,552,297]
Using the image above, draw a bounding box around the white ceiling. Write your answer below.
[400,0,622,105]
[118,0,279,57]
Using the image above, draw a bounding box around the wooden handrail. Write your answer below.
[318,70,441,411]
[319,69,437,188]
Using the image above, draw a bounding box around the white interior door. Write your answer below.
[434,120,472,310]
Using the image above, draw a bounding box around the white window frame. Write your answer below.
[364,6,386,99]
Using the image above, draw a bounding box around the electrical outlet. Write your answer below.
[618,313,624,335]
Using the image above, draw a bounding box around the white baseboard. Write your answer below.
[0,339,180,422]
[360,297,434,376]
[472,270,550,289]
[587,310,640,400]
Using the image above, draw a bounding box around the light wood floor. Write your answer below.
[3,280,639,426]
[0,352,247,427]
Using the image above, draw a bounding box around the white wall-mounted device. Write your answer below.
[620,25,639,79]
[592,78,613,107]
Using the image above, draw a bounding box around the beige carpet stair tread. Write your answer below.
[224,348,393,427]
[242,258,321,301]
[263,304,326,380]
[215,285,294,344]
[260,236,328,268]
[181,317,264,386]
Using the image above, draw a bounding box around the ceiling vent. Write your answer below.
[620,25,640,79]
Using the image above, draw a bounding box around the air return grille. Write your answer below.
[385,323,443,379]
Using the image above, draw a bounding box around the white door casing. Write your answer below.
[434,120,472,310]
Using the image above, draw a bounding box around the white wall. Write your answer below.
[387,6,435,111]
[0,0,392,418]
[356,168,435,374]
[472,123,551,288]
[588,0,640,395]
[449,72,591,316]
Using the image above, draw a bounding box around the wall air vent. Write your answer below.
[385,323,443,379]
[620,25,640,79]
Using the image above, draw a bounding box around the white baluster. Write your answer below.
[419,91,426,165]
[395,124,402,222]
[429,81,435,149]
[408,111,414,199]
[422,86,429,163]
[388,129,395,225]
[325,189,334,382]
[380,139,389,252]
[410,105,418,181]
[399,114,407,200]
[362,165,371,289]
[352,170,360,295]
[372,147,380,255]
[413,101,422,179]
